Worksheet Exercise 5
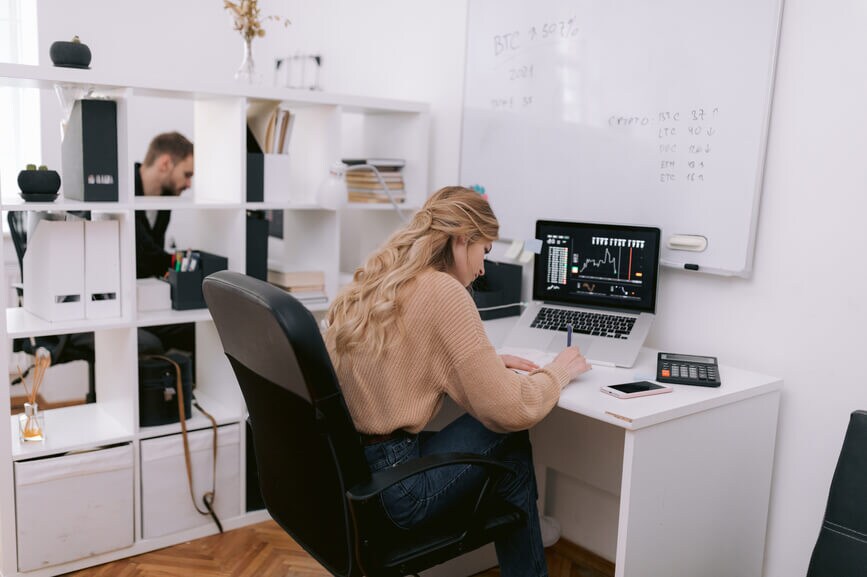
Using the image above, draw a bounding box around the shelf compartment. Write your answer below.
[140,423,240,539]
[10,403,133,461]
[135,390,241,440]
[15,442,134,572]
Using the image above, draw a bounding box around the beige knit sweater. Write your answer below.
[325,269,571,434]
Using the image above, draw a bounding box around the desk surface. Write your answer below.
[484,317,782,431]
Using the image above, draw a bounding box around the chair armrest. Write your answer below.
[347,452,512,503]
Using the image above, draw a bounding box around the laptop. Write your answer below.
[502,220,661,368]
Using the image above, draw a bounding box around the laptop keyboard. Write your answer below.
[531,307,636,340]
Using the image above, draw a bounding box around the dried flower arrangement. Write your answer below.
[223,0,290,43]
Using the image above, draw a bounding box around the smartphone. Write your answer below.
[600,381,673,399]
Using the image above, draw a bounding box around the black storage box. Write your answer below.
[246,153,264,202]
[471,261,523,320]
[138,353,193,427]
[246,211,268,281]
[61,99,119,201]
[168,250,228,310]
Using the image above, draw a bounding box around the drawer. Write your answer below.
[15,443,134,572]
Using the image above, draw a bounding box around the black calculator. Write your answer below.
[657,352,721,387]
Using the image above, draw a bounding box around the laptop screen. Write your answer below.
[533,220,661,313]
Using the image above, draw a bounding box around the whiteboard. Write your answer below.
[460,0,784,276]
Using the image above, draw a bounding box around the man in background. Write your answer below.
[134,131,195,359]
[135,131,194,279]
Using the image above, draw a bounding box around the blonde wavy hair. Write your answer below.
[327,186,499,359]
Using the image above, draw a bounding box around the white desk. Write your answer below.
[486,317,782,577]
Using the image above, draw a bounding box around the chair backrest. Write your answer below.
[807,410,867,577]
[203,270,370,577]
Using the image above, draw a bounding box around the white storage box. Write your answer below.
[141,424,241,539]
[136,277,171,312]
[23,219,85,321]
[14,443,134,572]
[264,153,291,203]
[84,219,121,319]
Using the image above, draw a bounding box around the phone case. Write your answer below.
[600,383,672,398]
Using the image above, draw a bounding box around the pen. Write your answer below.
[566,323,573,347]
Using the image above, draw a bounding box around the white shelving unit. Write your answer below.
[0,63,429,576]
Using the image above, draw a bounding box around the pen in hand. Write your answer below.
[566,323,573,347]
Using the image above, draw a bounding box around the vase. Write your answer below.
[235,39,260,84]
[19,402,44,443]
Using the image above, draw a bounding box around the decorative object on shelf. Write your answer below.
[17,164,61,202]
[224,0,290,84]
[17,348,51,443]
[49,35,92,69]
[317,161,349,210]
[54,83,92,139]
[274,53,322,90]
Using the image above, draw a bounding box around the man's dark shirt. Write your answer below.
[135,162,173,278]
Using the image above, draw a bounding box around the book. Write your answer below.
[348,192,406,203]
[264,111,277,153]
[267,269,325,288]
[273,109,295,155]
[344,181,406,191]
[341,158,405,168]
[284,283,326,293]
[246,101,280,153]
[292,290,329,305]
[345,172,404,182]
[346,179,404,188]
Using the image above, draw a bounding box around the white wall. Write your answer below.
[34,1,867,576]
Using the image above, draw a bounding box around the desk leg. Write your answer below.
[615,391,780,577]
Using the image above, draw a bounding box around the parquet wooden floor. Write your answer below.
[63,520,614,577]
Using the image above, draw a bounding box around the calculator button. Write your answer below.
[661,369,670,377]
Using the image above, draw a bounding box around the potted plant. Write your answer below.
[18,164,61,200]
[49,35,92,69]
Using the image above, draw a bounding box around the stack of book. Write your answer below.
[267,269,328,306]
[342,158,406,203]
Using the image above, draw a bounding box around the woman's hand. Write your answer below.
[500,354,540,373]
[549,346,592,381]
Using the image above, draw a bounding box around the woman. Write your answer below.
[325,186,590,577]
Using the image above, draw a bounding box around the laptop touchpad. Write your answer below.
[545,333,593,356]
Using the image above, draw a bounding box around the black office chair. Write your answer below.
[203,270,526,577]
[7,211,96,403]
[807,410,867,577]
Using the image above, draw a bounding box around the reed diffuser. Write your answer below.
[18,348,50,442]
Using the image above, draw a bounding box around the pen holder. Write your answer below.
[168,251,228,310]
[168,270,206,310]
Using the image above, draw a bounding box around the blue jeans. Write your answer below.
[363,414,548,577]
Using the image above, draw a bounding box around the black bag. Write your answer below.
[138,352,192,427]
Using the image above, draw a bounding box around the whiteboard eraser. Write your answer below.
[667,235,707,252]
[504,239,523,260]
